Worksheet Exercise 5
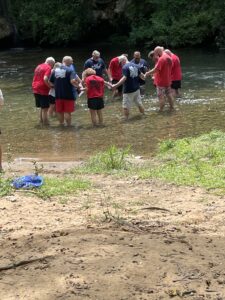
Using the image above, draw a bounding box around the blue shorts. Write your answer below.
[88,98,104,110]
[34,94,50,108]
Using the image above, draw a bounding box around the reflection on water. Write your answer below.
[0,47,225,161]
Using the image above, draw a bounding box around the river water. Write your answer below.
[0,46,225,161]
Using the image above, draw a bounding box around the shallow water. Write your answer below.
[0,47,225,161]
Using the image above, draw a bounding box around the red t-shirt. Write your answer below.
[171,53,182,81]
[154,53,173,87]
[32,63,51,95]
[109,57,122,81]
[85,75,104,99]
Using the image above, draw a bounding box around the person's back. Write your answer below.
[32,63,51,95]
[109,57,122,81]
[154,52,172,87]
[51,65,76,100]
[171,53,182,81]
[122,62,140,93]
[85,75,104,99]
[131,58,148,82]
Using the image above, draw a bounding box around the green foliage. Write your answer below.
[36,177,90,199]
[87,145,131,173]
[127,0,225,47]
[9,0,225,47]
[73,145,131,174]
[138,131,225,193]
[0,175,13,197]
[12,0,92,45]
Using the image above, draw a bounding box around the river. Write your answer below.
[0,46,225,162]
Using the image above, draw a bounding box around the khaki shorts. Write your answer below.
[156,86,172,98]
[122,89,143,109]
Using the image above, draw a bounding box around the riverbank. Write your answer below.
[0,158,225,299]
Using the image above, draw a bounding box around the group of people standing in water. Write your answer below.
[0,46,182,171]
[32,46,182,127]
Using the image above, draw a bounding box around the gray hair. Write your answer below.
[154,46,164,56]
[148,50,154,58]
[118,54,128,64]
[92,50,100,57]
[53,62,62,69]
[164,49,172,56]
[62,56,73,63]
[45,57,55,64]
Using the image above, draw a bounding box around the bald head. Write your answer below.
[164,49,172,56]
[154,46,164,57]
[133,51,141,62]
[92,50,100,61]
[62,56,73,66]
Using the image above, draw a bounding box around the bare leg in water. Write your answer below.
[64,113,72,126]
[97,109,103,125]
[90,109,97,126]
[57,112,64,126]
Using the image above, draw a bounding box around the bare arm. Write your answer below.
[112,76,126,89]
[104,81,112,89]
[70,78,79,88]
[44,75,52,88]
[139,72,145,81]
[145,67,157,78]
[103,68,110,80]
[107,68,112,82]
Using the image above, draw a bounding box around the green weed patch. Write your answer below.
[138,130,225,193]
[0,177,13,197]
[73,145,131,174]
[36,177,90,199]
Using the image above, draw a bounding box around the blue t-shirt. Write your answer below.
[122,62,141,93]
[130,58,149,85]
[50,65,77,100]
[84,58,106,77]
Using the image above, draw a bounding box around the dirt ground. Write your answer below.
[0,161,225,300]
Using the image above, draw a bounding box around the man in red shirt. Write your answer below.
[32,57,55,125]
[146,46,174,112]
[165,49,182,98]
[108,55,127,99]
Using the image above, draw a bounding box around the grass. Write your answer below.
[1,131,225,200]
[138,130,225,193]
[0,176,13,197]
[72,145,132,174]
[35,177,90,200]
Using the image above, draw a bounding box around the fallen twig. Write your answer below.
[0,255,53,272]
[140,206,170,212]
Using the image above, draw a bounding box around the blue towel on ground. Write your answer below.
[12,175,44,189]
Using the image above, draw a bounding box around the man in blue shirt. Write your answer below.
[50,56,79,126]
[131,51,149,97]
[112,57,145,120]
[84,50,109,78]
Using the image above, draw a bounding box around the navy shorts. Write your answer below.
[34,94,50,108]
[49,95,55,104]
[88,98,104,110]
[112,79,123,93]
[171,80,181,90]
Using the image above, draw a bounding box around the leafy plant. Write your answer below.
[32,160,44,176]
[84,145,131,173]
[0,175,13,197]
